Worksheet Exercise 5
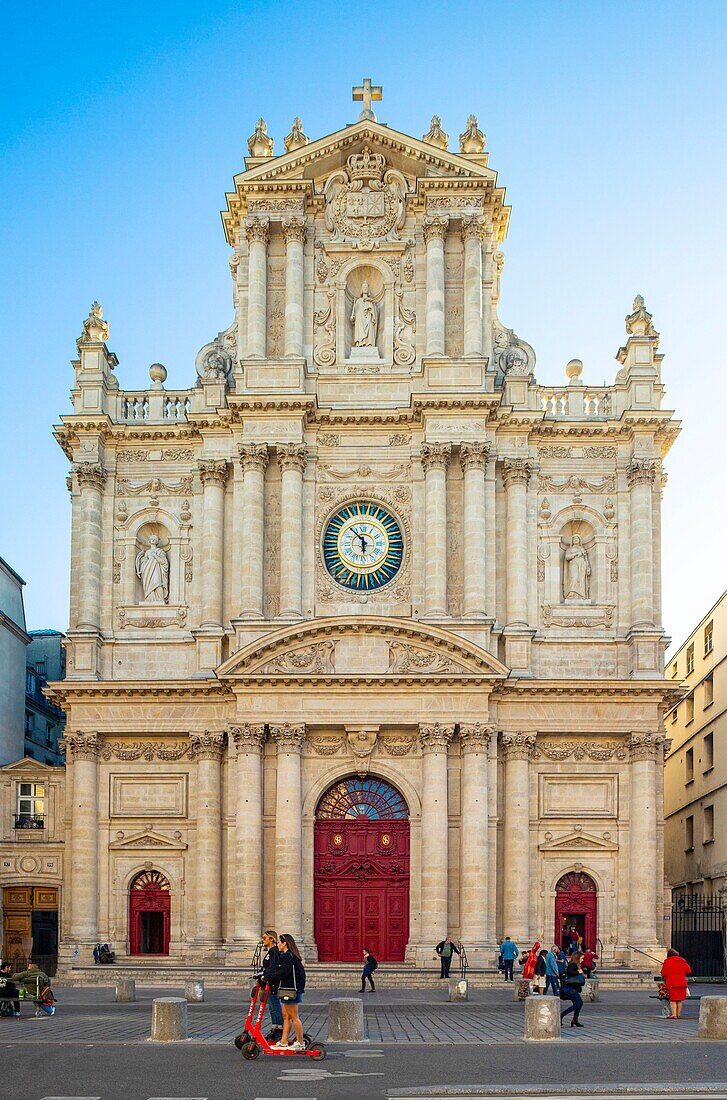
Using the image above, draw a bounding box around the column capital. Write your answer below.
[74,462,107,490]
[418,722,455,754]
[281,214,307,245]
[197,459,229,488]
[423,215,449,243]
[229,723,266,754]
[244,215,270,246]
[460,441,490,473]
[271,723,305,752]
[627,458,660,487]
[501,731,536,761]
[628,732,666,762]
[278,442,308,473]
[190,730,226,761]
[502,458,533,489]
[61,731,100,761]
[238,442,270,474]
[460,214,487,242]
[421,442,451,473]
[459,722,495,752]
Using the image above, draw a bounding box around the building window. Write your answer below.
[45,723,53,747]
[671,705,678,724]
[685,694,695,724]
[704,805,715,844]
[704,673,714,707]
[687,644,695,675]
[15,782,45,828]
[686,815,694,850]
[25,669,36,694]
[705,621,714,656]
[671,661,678,679]
[24,711,33,735]
[704,732,714,771]
[686,747,694,783]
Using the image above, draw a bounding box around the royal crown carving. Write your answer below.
[323,146,408,249]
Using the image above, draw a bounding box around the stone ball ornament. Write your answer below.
[565,358,583,381]
[149,362,167,384]
[322,499,404,592]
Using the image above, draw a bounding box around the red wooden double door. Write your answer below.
[314,818,410,962]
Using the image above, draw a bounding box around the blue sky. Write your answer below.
[1,0,725,651]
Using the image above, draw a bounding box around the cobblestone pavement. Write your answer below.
[0,984,708,1044]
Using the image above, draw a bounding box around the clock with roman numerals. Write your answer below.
[322,500,404,591]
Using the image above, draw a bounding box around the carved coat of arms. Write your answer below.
[324,146,408,248]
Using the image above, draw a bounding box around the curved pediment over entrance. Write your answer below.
[216,617,510,683]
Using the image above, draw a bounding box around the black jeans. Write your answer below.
[503,959,514,981]
[440,955,453,978]
[560,990,583,1023]
[361,964,375,991]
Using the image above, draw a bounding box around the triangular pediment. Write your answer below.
[0,757,60,776]
[109,829,187,851]
[217,617,510,683]
[539,829,618,853]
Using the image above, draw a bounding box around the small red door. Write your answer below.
[554,872,598,951]
[129,871,171,956]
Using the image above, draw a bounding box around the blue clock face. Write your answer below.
[323,501,404,591]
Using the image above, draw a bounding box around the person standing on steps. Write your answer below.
[260,929,284,1042]
[560,959,586,1028]
[436,935,460,979]
[581,946,598,978]
[660,947,691,1020]
[360,948,378,993]
[499,936,519,982]
[544,944,561,996]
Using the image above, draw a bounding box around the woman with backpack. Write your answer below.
[360,947,378,992]
[266,934,306,1050]
[560,959,586,1027]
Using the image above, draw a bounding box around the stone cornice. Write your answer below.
[496,679,679,702]
[44,680,232,706]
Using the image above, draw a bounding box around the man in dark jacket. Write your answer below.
[0,961,20,1016]
[260,929,284,1042]
[435,936,460,979]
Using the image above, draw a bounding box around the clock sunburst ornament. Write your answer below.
[322,500,404,591]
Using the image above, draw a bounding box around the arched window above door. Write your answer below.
[556,871,596,893]
[131,869,170,891]
[316,776,408,820]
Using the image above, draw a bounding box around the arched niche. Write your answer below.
[334,254,397,369]
[539,504,615,610]
[115,506,190,618]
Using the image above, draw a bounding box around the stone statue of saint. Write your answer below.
[135,534,169,604]
[563,534,591,601]
[350,282,378,347]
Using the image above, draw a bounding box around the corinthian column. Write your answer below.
[461,216,485,357]
[460,442,489,617]
[245,216,270,358]
[230,724,266,943]
[627,459,659,629]
[628,733,664,948]
[502,459,532,628]
[190,731,225,946]
[423,216,448,356]
[421,443,451,618]
[419,722,455,945]
[278,444,307,618]
[66,732,100,950]
[74,463,107,630]
[238,444,269,618]
[502,732,535,942]
[282,216,307,358]
[459,724,493,946]
[197,460,228,629]
[271,724,305,938]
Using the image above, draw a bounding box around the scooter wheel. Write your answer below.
[307,1042,326,1060]
[234,1030,249,1050]
[241,1040,260,1060]
[302,1032,313,1047]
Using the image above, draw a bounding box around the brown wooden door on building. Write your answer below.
[2,886,58,974]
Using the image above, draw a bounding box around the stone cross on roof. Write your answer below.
[353,77,382,122]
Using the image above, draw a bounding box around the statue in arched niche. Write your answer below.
[135,534,170,604]
[563,534,591,602]
[350,282,378,347]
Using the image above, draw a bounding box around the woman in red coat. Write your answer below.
[660,948,692,1019]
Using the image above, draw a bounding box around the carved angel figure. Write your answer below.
[350,283,378,347]
[135,535,169,604]
[563,534,590,601]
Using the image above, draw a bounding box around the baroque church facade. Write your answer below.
[6,85,681,972]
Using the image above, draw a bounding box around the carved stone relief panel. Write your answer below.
[444,237,464,358]
[266,288,285,360]
[446,466,463,617]
[264,459,282,618]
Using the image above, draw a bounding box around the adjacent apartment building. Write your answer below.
[24,631,66,766]
[664,591,727,899]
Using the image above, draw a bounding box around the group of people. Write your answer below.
[499,936,598,1028]
[0,960,53,1017]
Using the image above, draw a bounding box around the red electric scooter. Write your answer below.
[234,978,325,1061]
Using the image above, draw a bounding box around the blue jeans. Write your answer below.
[267,990,283,1027]
[544,973,559,996]
[560,990,583,1023]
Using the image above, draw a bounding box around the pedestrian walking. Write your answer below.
[499,936,519,982]
[566,926,580,956]
[560,960,586,1028]
[260,929,284,1042]
[532,949,547,994]
[660,947,692,1020]
[266,934,307,1050]
[544,944,560,996]
[436,935,460,979]
[360,948,378,992]
[0,962,20,1016]
[581,946,598,978]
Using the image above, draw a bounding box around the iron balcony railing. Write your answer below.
[13,814,45,830]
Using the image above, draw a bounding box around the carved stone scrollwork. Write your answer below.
[538,474,616,494]
[244,215,270,246]
[189,731,226,761]
[313,291,336,367]
[197,460,229,487]
[100,740,191,762]
[229,724,266,755]
[501,732,537,761]
[379,734,414,757]
[422,216,449,243]
[628,732,666,761]
[270,723,306,753]
[420,442,451,473]
[532,741,627,762]
[502,459,533,488]
[459,114,485,154]
[459,723,494,752]
[266,641,335,674]
[61,731,100,761]
[423,116,449,149]
[460,441,490,473]
[418,722,455,754]
[278,443,308,474]
[387,641,465,675]
[323,147,407,248]
[346,727,379,777]
[626,459,661,486]
[79,301,109,344]
[308,732,345,756]
[281,215,307,245]
[460,215,487,242]
[393,289,416,367]
[74,463,107,490]
[238,443,269,473]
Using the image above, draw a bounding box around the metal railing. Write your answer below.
[4,953,57,978]
[457,941,468,978]
[250,941,263,973]
[13,815,44,830]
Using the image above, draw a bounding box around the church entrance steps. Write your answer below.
[56,962,654,990]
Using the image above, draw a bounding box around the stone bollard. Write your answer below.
[185,979,204,1003]
[514,978,530,1002]
[524,996,561,1040]
[151,997,188,1041]
[699,996,727,1038]
[328,997,366,1042]
[583,978,600,1003]
[448,978,469,1002]
[115,978,136,1003]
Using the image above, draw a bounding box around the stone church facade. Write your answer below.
[21,88,680,971]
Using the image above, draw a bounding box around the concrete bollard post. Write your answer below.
[185,979,205,1003]
[151,997,188,1041]
[524,996,561,1040]
[115,978,136,1003]
[327,997,366,1042]
[448,978,469,1002]
[583,978,600,1003]
[699,996,727,1038]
